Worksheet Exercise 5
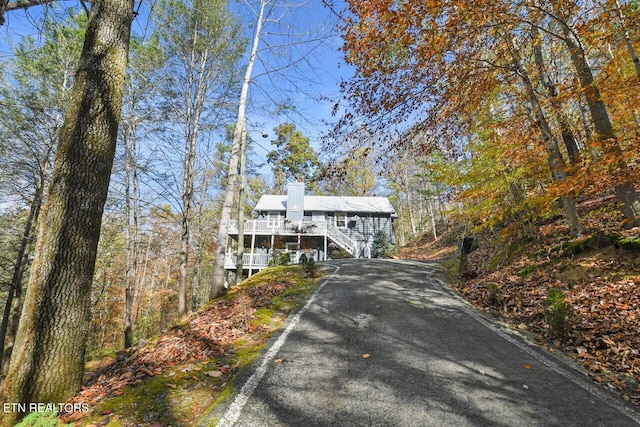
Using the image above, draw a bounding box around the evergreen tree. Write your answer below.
[372,230,394,259]
[267,123,319,193]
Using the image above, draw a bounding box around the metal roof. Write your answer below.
[254,195,397,215]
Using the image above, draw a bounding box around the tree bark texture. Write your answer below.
[532,27,581,165]
[0,1,133,424]
[235,121,247,286]
[123,103,140,349]
[211,0,266,299]
[0,183,43,379]
[508,36,585,236]
[614,0,640,82]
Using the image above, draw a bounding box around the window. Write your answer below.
[267,212,280,228]
[336,213,347,228]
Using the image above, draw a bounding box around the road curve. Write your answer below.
[205,259,640,427]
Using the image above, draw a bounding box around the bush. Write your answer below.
[303,258,317,278]
[330,248,352,259]
[269,251,291,266]
[372,231,395,258]
[486,283,503,306]
[544,288,573,338]
[278,252,291,265]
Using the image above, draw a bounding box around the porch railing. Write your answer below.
[226,218,360,260]
[229,219,327,234]
[224,252,271,270]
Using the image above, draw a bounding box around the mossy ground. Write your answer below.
[50,264,324,427]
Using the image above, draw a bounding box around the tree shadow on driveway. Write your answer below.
[212,259,640,427]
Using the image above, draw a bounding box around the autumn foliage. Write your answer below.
[337,0,640,407]
[335,0,640,232]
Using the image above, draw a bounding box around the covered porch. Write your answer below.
[224,234,330,277]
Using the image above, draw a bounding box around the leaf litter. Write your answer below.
[61,276,301,424]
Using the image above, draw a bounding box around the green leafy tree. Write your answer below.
[267,122,319,193]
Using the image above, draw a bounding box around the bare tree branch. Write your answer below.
[1,0,91,25]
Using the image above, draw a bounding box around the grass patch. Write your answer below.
[440,255,461,281]
[518,264,536,277]
[252,307,276,328]
[16,411,71,427]
[83,368,206,426]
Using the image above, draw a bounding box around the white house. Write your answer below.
[225,182,397,276]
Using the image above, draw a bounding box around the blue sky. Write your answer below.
[0,1,353,186]
[0,0,352,162]
[231,0,352,167]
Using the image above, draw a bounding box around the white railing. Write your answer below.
[226,218,360,261]
[326,224,358,257]
[224,252,271,269]
[229,219,327,235]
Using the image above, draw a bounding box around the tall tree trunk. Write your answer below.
[235,121,247,286]
[560,22,640,224]
[134,238,150,327]
[0,181,44,379]
[613,0,640,82]
[190,241,202,311]
[0,2,133,424]
[532,27,581,164]
[178,129,196,319]
[427,197,437,241]
[406,190,417,238]
[177,7,214,316]
[211,0,266,299]
[123,105,139,349]
[508,36,585,236]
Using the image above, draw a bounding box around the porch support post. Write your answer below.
[324,231,328,261]
[249,232,256,277]
[270,233,275,263]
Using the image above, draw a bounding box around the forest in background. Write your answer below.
[333,0,640,406]
[0,0,639,422]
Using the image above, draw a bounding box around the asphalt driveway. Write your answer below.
[205,259,640,426]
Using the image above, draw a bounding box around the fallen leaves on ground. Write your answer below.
[62,280,294,422]
[452,229,640,405]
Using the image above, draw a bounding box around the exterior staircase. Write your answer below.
[326,224,359,258]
